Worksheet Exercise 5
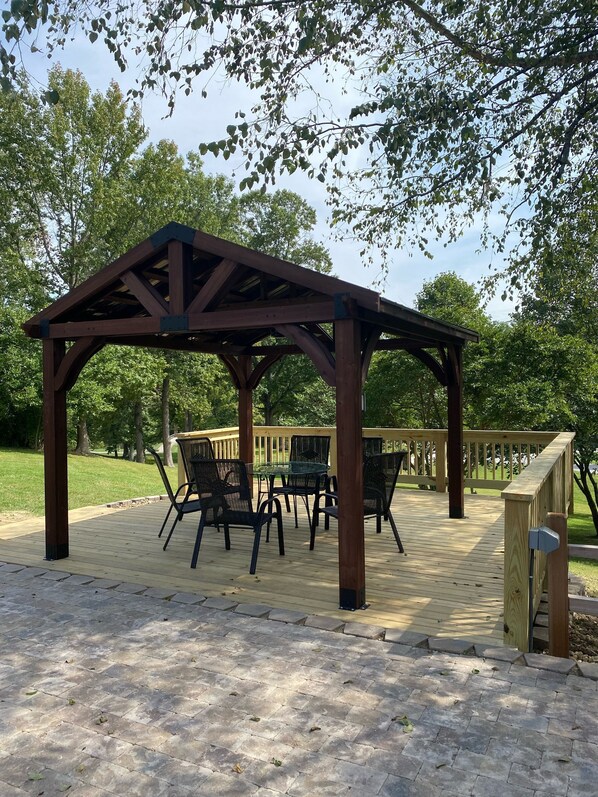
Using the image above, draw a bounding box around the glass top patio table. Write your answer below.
[249,461,329,477]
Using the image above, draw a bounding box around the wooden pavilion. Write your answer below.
[23,222,478,611]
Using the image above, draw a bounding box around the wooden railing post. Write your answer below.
[503,496,532,650]
[546,512,569,659]
[435,433,447,493]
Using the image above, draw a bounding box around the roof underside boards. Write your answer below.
[23,222,479,351]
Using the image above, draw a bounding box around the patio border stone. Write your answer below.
[0,560,595,679]
[234,603,273,618]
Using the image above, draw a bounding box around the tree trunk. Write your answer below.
[574,467,598,536]
[184,410,193,432]
[74,417,91,455]
[134,401,144,463]
[161,376,174,467]
[123,442,134,461]
[263,393,275,425]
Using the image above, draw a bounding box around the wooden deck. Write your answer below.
[0,490,505,645]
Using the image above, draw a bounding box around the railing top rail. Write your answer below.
[176,427,239,439]
[501,432,575,503]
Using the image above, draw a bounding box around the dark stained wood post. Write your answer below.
[43,339,70,559]
[447,343,465,518]
[546,512,569,659]
[335,317,366,610]
[238,355,254,466]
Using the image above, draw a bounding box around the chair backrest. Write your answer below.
[363,451,406,514]
[362,437,383,457]
[191,458,252,522]
[147,446,176,504]
[290,435,331,465]
[177,436,215,482]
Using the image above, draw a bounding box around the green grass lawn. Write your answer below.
[0,447,177,518]
[566,483,598,596]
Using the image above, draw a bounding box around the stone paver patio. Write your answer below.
[1,565,597,797]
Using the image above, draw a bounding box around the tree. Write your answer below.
[3,2,597,278]
[365,272,495,429]
[514,190,598,534]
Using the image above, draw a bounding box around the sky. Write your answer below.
[23,29,517,321]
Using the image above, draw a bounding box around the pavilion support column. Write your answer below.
[43,339,69,560]
[238,355,254,466]
[447,344,465,519]
[335,317,366,610]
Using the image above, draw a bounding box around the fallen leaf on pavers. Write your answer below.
[25,690,38,696]
[250,716,260,722]
[95,715,108,725]
[67,698,76,705]
[232,764,244,774]
[393,715,414,733]
[436,763,447,769]
[27,772,44,781]
[343,680,354,685]
[229,692,239,697]
[558,757,572,763]
[58,784,72,792]
[439,670,452,676]
[471,668,480,674]
[309,726,321,733]
[271,759,282,767]
[76,765,86,774]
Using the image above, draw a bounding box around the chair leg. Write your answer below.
[162,510,182,551]
[190,514,207,568]
[293,495,299,528]
[277,512,285,557]
[388,511,405,553]
[224,524,231,550]
[249,525,262,574]
[158,504,174,538]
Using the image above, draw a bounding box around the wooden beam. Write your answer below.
[43,339,69,560]
[276,324,336,387]
[168,240,194,314]
[186,259,239,314]
[335,318,366,610]
[446,344,465,518]
[247,353,285,390]
[238,356,253,466]
[219,354,246,389]
[546,512,569,659]
[46,300,337,339]
[410,348,448,386]
[192,228,381,311]
[55,337,105,392]
[121,271,169,316]
[568,544,598,560]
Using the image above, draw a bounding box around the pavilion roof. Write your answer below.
[23,222,479,352]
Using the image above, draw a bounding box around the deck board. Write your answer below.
[0,490,505,644]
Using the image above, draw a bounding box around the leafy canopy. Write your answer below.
[2,1,598,278]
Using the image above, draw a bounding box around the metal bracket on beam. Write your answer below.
[160,314,189,332]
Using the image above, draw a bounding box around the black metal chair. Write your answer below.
[313,451,407,553]
[271,434,331,528]
[179,458,284,575]
[147,446,202,541]
[326,437,384,494]
[362,436,384,456]
[176,436,215,487]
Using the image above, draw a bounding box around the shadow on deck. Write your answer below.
[0,489,505,645]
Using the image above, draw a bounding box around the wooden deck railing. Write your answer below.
[502,432,576,651]
[177,426,560,493]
